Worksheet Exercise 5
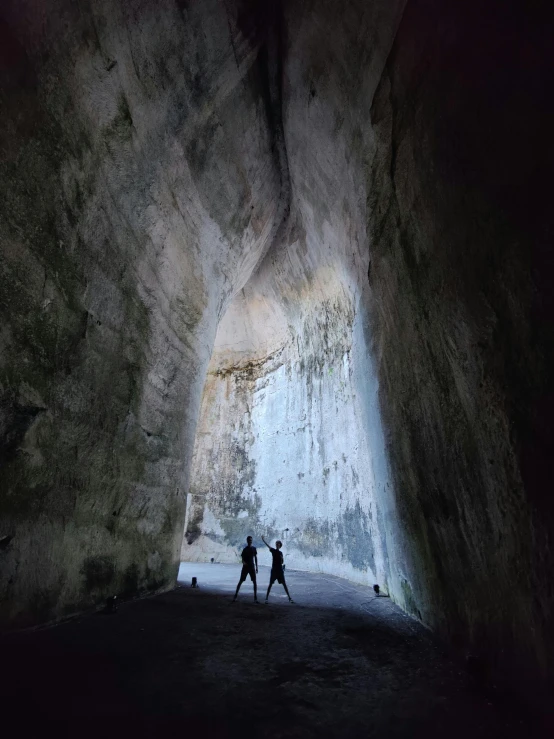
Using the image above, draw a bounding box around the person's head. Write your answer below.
[247,536,253,545]
[276,540,282,549]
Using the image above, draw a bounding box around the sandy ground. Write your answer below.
[1,563,546,737]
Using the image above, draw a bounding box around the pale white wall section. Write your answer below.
[182,284,395,591]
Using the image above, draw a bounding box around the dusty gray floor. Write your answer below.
[1,564,543,737]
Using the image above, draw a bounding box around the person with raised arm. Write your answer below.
[261,535,294,604]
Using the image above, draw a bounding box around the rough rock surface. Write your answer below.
[183,0,406,588]
[183,285,392,586]
[182,0,554,706]
[1,0,553,713]
[365,0,554,702]
[0,0,284,626]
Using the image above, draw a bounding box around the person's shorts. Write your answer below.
[270,569,285,585]
[240,564,256,582]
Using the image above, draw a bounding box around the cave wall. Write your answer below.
[183,271,395,587]
[1,0,552,706]
[366,0,554,697]
[182,0,554,702]
[182,0,408,587]
[0,0,283,627]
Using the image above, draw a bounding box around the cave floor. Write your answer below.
[2,563,539,738]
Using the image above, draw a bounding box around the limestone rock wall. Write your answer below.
[365,0,554,698]
[182,0,407,588]
[0,0,282,627]
[183,276,394,587]
[183,0,554,704]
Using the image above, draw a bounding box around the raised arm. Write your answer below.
[261,536,271,549]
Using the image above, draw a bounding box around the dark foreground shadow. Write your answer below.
[1,586,549,739]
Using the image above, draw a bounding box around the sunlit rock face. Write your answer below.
[183,262,395,586]
[0,0,283,626]
[182,0,408,589]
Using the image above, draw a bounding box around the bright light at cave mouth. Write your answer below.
[182,273,395,593]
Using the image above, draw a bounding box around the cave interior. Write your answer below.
[1,0,553,734]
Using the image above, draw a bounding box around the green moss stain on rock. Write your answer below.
[293,518,333,559]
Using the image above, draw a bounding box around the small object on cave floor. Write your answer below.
[373,584,380,596]
[191,577,198,588]
[104,595,118,614]
[210,558,214,563]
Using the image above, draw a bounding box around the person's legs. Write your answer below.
[233,578,243,600]
[251,570,258,601]
[233,567,247,600]
[282,578,293,602]
[265,575,276,602]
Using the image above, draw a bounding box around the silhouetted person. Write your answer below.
[261,536,294,603]
[233,535,259,602]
